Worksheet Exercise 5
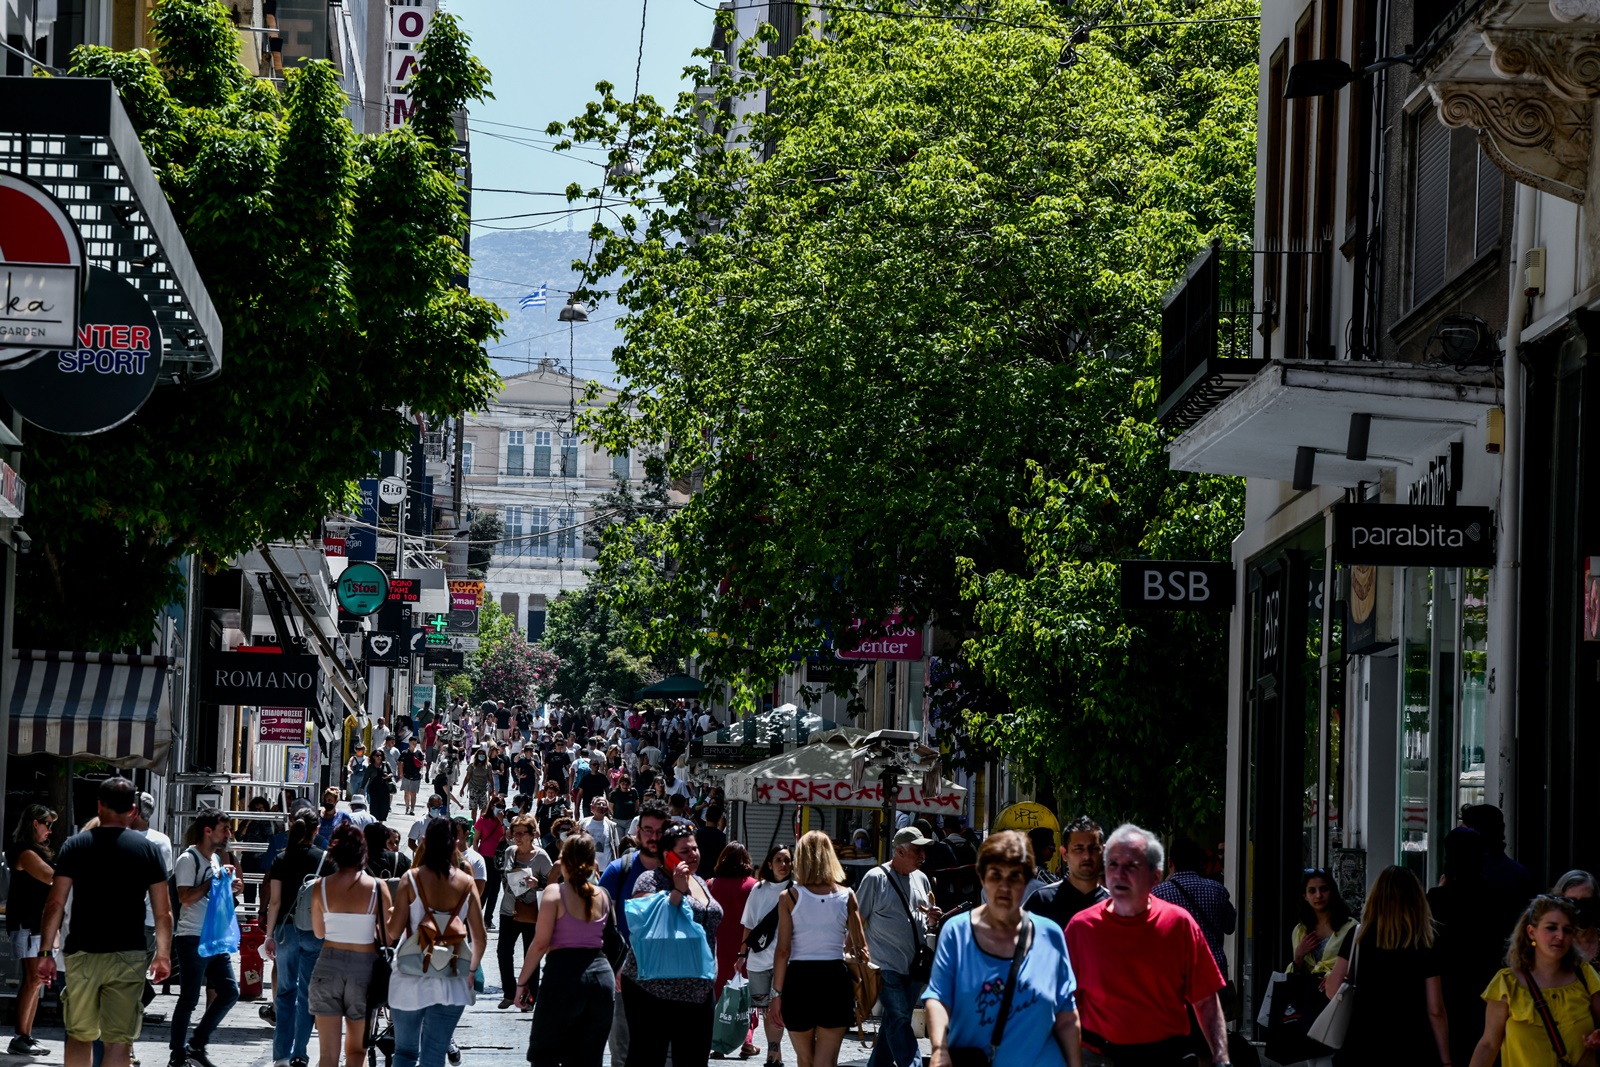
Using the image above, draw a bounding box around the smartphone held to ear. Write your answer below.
[662,850,684,875]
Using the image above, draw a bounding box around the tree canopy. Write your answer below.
[548,0,1254,828]
[16,0,500,649]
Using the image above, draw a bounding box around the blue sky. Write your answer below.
[448,0,716,233]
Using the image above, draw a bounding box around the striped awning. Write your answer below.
[9,650,174,771]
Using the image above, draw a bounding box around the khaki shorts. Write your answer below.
[61,950,148,1045]
[748,968,774,1007]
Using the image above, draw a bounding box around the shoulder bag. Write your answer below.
[743,882,789,954]
[880,865,935,984]
[948,916,1033,1067]
[368,877,393,1006]
[1305,924,1360,1048]
[602,889,628,971]
[1527,967,1590,1067]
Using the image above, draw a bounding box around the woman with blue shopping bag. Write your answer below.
[620,821,723,1067]
[172,808,242,1067]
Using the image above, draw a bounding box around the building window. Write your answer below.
[505,431,525,477]
[532,431,552,477]
[529,506,552,556]
[560,432,579,477]
[461,440,474,476]
[611,450,630,482]
[1411,108,1451,306]
[1475,145,1503,260]
[503,505,523,556]
[558,507,579,555]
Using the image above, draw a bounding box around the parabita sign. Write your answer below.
[200,651,321,705]
[1333,503,1495,568]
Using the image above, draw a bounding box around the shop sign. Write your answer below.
[411,685,435,714]
[1119,560,1235,611]
[0,460,25,519]
[323,537,346,557]
[259,706,306,743]
[836,613,924,661]
[0,266,162,434]
[446,607,479,633]
[1333,503,1495,567]
[1407,442,1463,507]
[449,579,484,610]
[201,651,320,705]
[743,777,963,814]
[805,657,855,683]
[0,171,85,361]
[386,577,420,603]
[423,647,465,671]
[365,631,402,666]
[337,562,390,616]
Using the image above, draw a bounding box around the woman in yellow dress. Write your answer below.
[1469,895,1600,1067]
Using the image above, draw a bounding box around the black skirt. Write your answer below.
[781,959,855,1032]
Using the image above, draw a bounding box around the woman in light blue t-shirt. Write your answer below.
[924,830,1082,1067]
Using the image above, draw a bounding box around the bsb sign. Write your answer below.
[1333,503,1495,568]
[1119,560,1236,611]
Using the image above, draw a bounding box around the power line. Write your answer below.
[486,313,626,349]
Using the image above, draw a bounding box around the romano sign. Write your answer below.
[1333,503,1495,568]
[201,651,320,706]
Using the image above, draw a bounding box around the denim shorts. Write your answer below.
[308,945,375,1020]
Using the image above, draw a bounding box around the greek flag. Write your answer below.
[519,285,548,309]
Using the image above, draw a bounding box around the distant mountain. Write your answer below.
[468,228,625,385]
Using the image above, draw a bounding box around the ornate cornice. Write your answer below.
[1485,29,1600,99]
[1551,0,1600,23]
[1432,80,1590,202]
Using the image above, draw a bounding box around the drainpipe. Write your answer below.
[1490,181,1535,844]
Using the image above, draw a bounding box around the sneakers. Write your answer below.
[259,1003,276,1024]
[290,1059,310,1067]
[447,1042,461,1066]
[8,1035,47,1056]
[185,1047,221,1067]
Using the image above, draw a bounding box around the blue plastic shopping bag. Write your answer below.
[624,891,715,982]
[197,867,241,957]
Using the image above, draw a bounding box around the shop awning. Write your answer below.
[1167,360,1501,485]
[725,735,966,815]
[8,650,174,771]
[636,673,704,698]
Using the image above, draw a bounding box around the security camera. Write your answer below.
[12,529,31,554]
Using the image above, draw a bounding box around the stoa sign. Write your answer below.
[1118,560,1236,612]
[337,561,391,616]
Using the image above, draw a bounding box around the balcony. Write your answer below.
[1157,242,1331,428]
[1418,0,1599,204]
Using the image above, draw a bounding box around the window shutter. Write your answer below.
[1411,109,1450,304]
[1475,143,1502,259]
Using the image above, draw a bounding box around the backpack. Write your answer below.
[395,870,472,977]
[169,845,201,926]
[292,852,331,933]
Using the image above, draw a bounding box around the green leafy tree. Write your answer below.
[466,510,503,578]
[469,602,560,706]
[16,0,500,649]
[548,0,1253,824]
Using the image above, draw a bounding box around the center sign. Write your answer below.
[337,562,390,616]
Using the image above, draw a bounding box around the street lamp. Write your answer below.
[559,298,589,323]
[1283,53,1415,98]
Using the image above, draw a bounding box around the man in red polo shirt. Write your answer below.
[1065,823,1230,1067]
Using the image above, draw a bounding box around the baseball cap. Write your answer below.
[893,826,933,848]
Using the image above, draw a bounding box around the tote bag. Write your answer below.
[625,891,715,982]
[711,973,752,1055]
[197,868,241,958]
[1306,926,1360,1049]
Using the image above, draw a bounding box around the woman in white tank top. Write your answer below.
[309,824,393,1067]
[771,831,871,1067]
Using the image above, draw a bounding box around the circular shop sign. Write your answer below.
[337,562,391,616]
[0,170,86,367]
[0,266,161,434]
[378,476,406,504]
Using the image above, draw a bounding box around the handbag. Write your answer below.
[743,884,787,954]
[1306,925,1360,1049]
[948,917,1032,1067]
[1261,971,1334,1064]
[602,894,628,971]
[1527,968,1589,1067]
[368,881,394,1006]
[880,865,935,984]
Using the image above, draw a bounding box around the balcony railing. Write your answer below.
[1156,242,1332,429]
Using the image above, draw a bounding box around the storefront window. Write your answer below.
[1400,566,1464,884]
[1458,568,1489,813]
[1400,568,1434,881]
[1303,560,1325,869]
